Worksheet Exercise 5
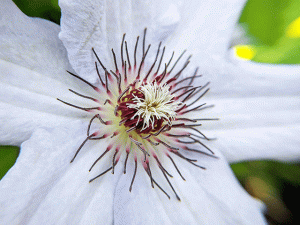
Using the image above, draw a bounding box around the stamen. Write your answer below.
[194,104,215,111]
[87,114,99,136]
[166,51,175,69]
[89,147,111,171]
[136,143,150,161]
[142,28,147,57]
[89,167,113,183]
[110,70,121,93]
[167,154,185,180]
[66,71,98,91]
[144,42,161,82]
[124,61,128,81]
[181,86,199,102]
[175,118,197,123]
[155,46,165,75]
[154,155,173,177]
[126,126,136,133]
[174,75,202,86]
[186,127,209,140]
[152,124,170,136]
[134,36,139,67]
[148,177,170,199]
[117,86,130,102]
[184,147,218,159]
[129,136,150,157]
[168,50,186,74]
[119,118,127,126]
[188,67,199,86]
[180,103,206,115]
[165,133,190,138]
[193,118,219,121]
[129,156,138,192]
[182,124,202,128]
[112,148,119,174]
[156,64,167,84]
[137,44,151,79]
[97,114,110,125]
[105,71,110,94]
[171,85,193,95]
[121,33,126,67]
[148,139,160,146]
[173,60,190,79]
[189,81,209,98]
[186,86,210,108]
[111,48,119,73]
[175,86,202,100]
[171,150,198,162]
[124,149,130,174]
[114,105,119,116]
[70,135,93,163]
[92,48,108,73]
[158,139,179,150]
[68,89,97,102]
[159,165,180,201]
[146,160,154,188]
[142,134,151,139]
[95,62,105,86]
[187,136,215,154]
[57,98,99,112]
[125,41,131,70]
[104,99,111,105]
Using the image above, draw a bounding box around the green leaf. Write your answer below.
[12,0,60,24]
[0,146,20,180]
[239,0,300,64]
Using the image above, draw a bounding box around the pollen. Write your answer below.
[124,82,181,131]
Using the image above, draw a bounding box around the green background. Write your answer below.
[1,0,300,224]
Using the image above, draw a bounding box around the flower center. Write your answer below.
[119,82,181,134]
[58,28,218,201]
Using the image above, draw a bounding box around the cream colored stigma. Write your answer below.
[127,82,181,130]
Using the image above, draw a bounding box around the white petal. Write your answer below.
[0,121,122,224]
[166,46,300,99]
[195,95,300,163]
[209,125,300,163]
[206,55,300,97]
[114,149,266,224]
[59,0,180,83]
[0,60,99,145]
[167,0,246,59]
[0,0,73,83]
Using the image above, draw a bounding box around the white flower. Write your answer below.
[0,0,299,224]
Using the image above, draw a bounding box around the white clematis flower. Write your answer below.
[0,0,299,224]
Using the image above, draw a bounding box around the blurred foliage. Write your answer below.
[1,0,300,224]
[239,0,300,63]
[231,161,300,224]
[12,0,60,24]
[0,146,19,179]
